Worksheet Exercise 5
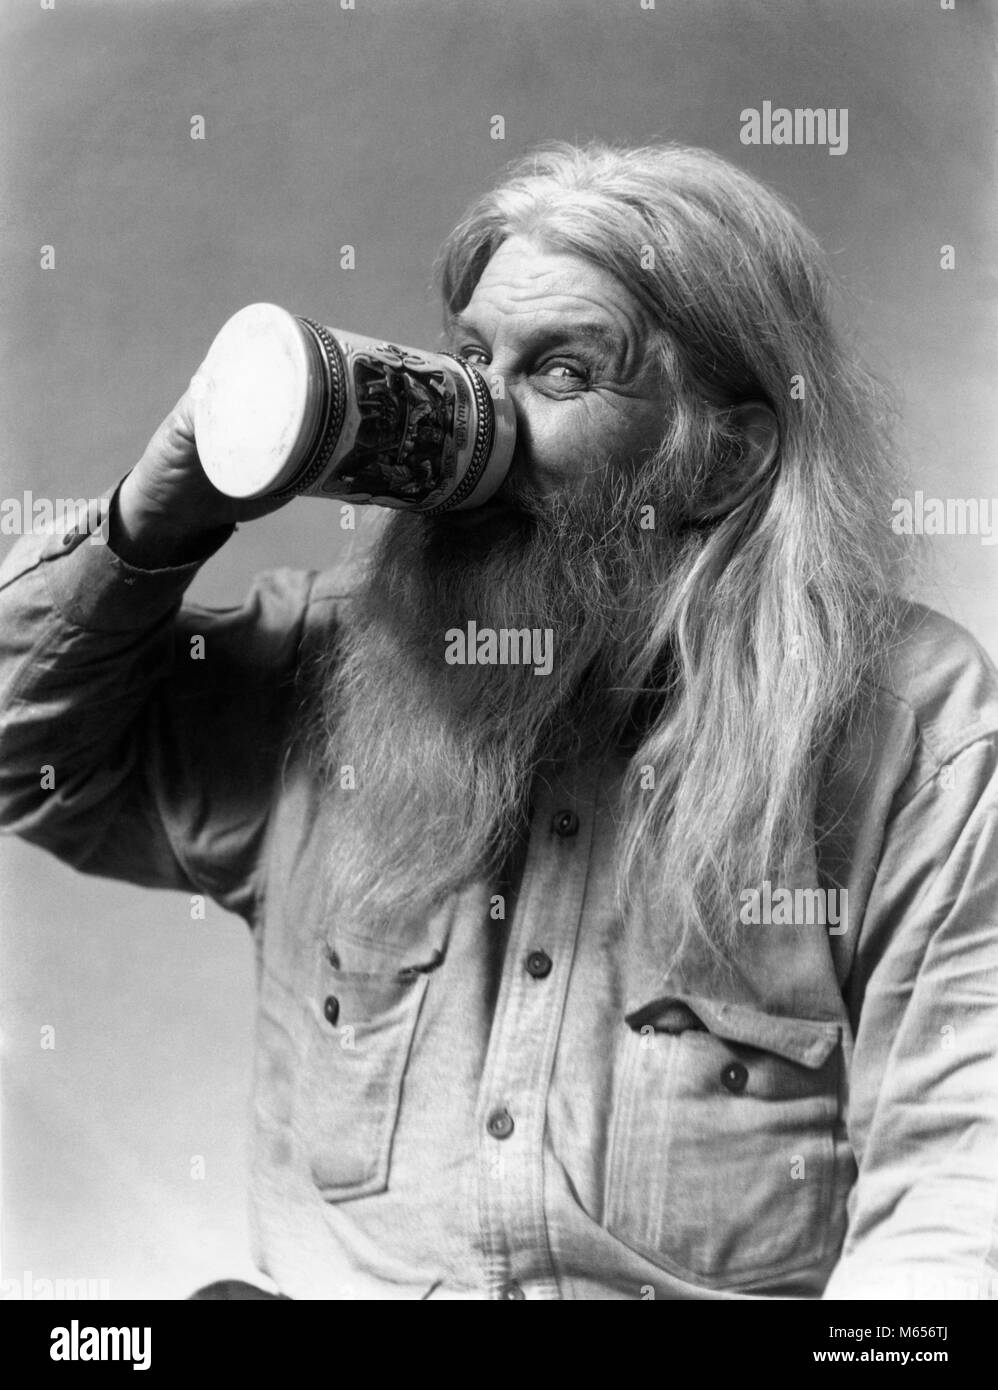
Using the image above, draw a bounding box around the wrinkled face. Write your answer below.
[445,234,673,517]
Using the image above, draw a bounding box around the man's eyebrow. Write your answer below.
[446,313,480,339]
[446,314,627,357]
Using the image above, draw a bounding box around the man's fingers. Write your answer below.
[141,389,199,470]
[172,383,199,436]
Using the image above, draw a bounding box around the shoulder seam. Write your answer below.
[891,729,998,813]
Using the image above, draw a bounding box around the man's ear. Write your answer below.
[689,401,780,523]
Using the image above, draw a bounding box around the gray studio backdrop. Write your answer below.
[1,0,994,1297]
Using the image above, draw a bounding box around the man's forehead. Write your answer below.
[448,311,629,358]
[450,236,646,344]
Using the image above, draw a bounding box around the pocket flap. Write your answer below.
[627,993,840,1069]
[318,934,443,1024]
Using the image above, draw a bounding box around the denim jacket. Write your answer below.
[1,515,997,1300]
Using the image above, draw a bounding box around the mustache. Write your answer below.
[494,459,547,510]
[441,444,631,528]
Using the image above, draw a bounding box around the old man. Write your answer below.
[1,143,996,1300]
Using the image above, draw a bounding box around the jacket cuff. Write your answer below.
[38,487,235,634]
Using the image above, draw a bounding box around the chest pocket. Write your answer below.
[296,931,441,1202]
[604,994,844,1288]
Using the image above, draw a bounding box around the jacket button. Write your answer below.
[323,995,340,1026]
[525,950,552,979]
[501,1281,525,1300]
[486,1108,514,1139]
[552,809,579,837]
[720,1061,748,1094]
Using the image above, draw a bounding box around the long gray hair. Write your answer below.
[438,142,904,960]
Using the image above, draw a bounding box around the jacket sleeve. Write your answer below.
[0,508,331,924]
[823,731,998,1299]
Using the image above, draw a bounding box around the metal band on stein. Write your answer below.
[270,317,349,500]
[419,356,497,514]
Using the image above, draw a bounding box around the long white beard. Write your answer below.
[310,461,676,935]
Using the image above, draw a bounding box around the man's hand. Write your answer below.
[113,376,292,568]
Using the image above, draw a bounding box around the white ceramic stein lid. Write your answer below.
[191,302,321,499]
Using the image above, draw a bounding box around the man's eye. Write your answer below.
[539,360,589,384]
[457,346,490,365]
